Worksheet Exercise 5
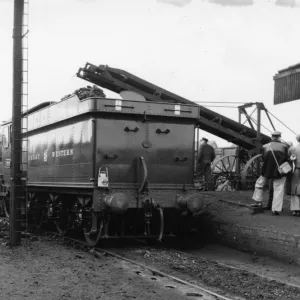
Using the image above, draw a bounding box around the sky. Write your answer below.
[0,0,300,147]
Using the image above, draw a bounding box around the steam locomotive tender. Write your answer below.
[0,93,205,245]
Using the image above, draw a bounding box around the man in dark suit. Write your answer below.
[252,131,289,215]
[197,138,216,191]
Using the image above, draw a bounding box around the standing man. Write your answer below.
[252,131,289,215]
[287,134,300,216]
[197,138,216,191]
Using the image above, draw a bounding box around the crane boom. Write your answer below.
[77,62,271,150]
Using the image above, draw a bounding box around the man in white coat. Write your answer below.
[252,131,289,215]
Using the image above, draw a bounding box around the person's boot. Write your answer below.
[263,204,272,210]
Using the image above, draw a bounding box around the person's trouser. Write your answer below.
[252,176,287,212]
[204,164,213,190]
[290,195,300,211]
[198,163,213,190]
[267,179,274,208]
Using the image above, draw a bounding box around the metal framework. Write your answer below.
[238,102,275,168]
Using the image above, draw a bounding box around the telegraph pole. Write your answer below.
[10,0,25,246]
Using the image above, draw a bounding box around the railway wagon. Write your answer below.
[0,93,205,245]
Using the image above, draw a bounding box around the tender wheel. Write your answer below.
[54,197,79,236]
[31,195,47,230]
[55,206,69,236]
[83,212,104,247]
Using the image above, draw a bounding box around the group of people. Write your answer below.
[197,132,300,216]
[252,131,300,216]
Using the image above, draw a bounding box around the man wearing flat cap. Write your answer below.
[252,131,289,215]
[197,138,215,190]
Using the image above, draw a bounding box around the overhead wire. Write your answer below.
[267,110,297,135]
[200,103,296,137]
[247,114,291,144]
[199,103,297,139]
[241,105,296,137]
[201,105,238,108]
[198,101,296,146]
[193,101,247,104]
[247,115,272,134]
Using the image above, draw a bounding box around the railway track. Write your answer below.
[93,248,239,300]
[2,221,300,299]
[39,231,241,300]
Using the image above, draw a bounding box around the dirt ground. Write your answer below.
[0,234,223,300]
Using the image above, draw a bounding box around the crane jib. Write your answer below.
[77,62,271,150]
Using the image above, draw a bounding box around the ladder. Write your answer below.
[10,0,29,244]
[18,0,29,238]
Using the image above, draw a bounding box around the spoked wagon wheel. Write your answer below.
[211,155,246,191]
[241,154,263,190]
[83,212,105,247]
[55,197,79,236]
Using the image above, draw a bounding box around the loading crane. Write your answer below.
[76,62,274,189]
[77,63,271,150]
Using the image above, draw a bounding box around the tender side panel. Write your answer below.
[27,119,93,187]
[27,95,94,132]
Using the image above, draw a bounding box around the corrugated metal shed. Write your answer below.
[274,62,300,105]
